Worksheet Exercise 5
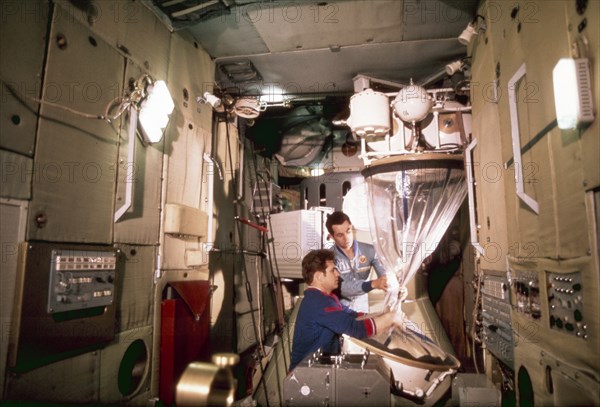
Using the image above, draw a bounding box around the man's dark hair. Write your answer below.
[325,211,351,234]
[302,249,335,284]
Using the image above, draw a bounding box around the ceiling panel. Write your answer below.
[216,38,466,94]
[186,9,269,56]
[252,0,406,53]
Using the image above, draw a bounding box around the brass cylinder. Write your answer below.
[175,362,235,407]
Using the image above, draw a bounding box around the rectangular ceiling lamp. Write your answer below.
[552,58,594,130]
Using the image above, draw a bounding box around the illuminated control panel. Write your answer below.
[481,275,514,368]
[547,271,587,339]
[47,249,117,313]
[511,270,541,320]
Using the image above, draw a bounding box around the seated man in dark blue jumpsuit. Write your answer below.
[290,249,395,371]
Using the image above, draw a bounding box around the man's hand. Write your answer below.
[371,275,388,291]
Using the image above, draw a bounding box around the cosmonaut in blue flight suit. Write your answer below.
[325,211,388,312]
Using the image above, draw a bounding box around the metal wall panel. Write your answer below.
[0,0,47,155]
[567,0,600,190]
[54,0,170,81]
[99,326,153,406]
[117,2,171,81]
[167,32,214,141]
[160,32,214,271]
[114,244,156,332]
[477,1,595,261]
[0,198,28,398]
[5,351,100,403]
[113,62,164,245]
[0,150,33,200]
[27,8,123,243]
[162,124,207,271]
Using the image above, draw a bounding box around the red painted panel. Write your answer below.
[159,281,211,406]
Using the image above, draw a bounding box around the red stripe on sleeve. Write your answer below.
[363,318,376,336]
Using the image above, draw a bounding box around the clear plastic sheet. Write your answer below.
[362,154,467,307]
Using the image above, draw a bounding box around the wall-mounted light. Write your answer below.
[198,92,222,109]
[552,58,594,130]
[459,15,486,46]
[445,59,464,76]
[138,80,174,144]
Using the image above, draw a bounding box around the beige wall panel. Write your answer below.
[567,0,599,188]
[550,128,590,257]
[0,198,28,396]
[114,244,156,332]
[113,63,163,245]
[513,339,560,406]
[209,120,239,354]
[53,1,118,47]
[54,1,170,81]
[515,2,590,259]
[27,10,123,243]
[0,150,32,200]
[0,0,47,155]
[162,124,207,270]
[116,2,170,81]
[167,32,214,136]
[5,351,100,402]
[470,28,510,271]
[164,124,206,213]
[486,4,527,251]
[99,326,153,405]
[514,339,600,407]
[508,80,542,255]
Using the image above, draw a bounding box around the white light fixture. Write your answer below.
[138,80,174,144]
[552,58,594,130]
[201,92,222,109]
[458,22,476,45]
[458,15,486,46]
[445,60,464,76]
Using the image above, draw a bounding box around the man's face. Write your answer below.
[319,260,340,292]
[330,220,353,250]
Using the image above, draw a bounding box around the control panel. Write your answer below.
[546,271,587,339]
[510,269,541,320]
[47,249,117,313]
[481,275,514,368]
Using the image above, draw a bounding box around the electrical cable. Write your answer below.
[1,78,120,142]
[225,118,270,407]
[247,145,289,406]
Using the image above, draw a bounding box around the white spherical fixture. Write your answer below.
[392,85,433,123]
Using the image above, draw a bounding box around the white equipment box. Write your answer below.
[270,210,328,279]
